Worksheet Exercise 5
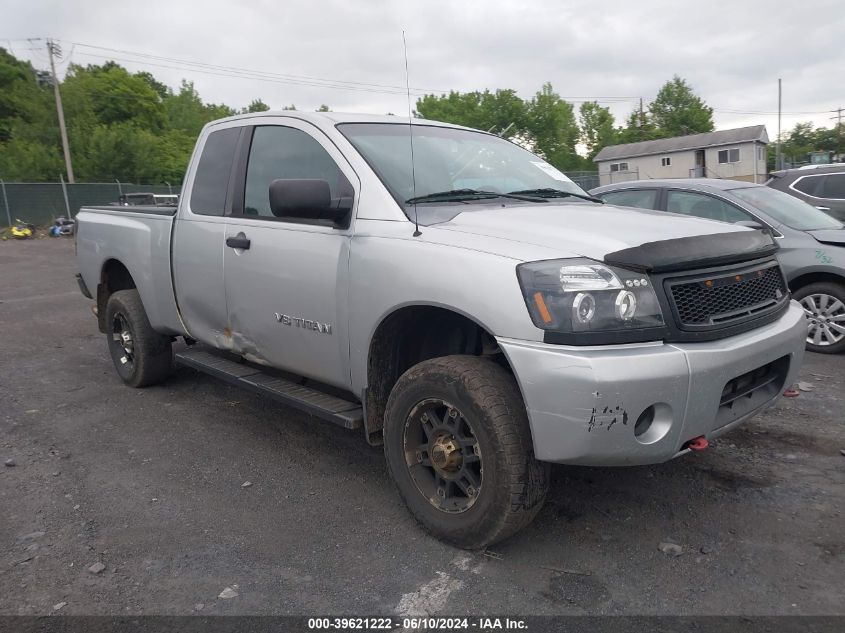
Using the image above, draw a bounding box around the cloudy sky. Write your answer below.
[3,0,843,142]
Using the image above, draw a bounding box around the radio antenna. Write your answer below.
[402,30,421,237]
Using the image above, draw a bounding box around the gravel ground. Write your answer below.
[0,238,843,616]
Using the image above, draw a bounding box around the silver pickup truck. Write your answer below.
[75,112,806,548]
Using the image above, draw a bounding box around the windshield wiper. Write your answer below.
[507,188,604,203]
[405,189,548,204]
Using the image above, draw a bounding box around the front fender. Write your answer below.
[348,225,542,395]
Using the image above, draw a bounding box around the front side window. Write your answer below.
[190,127,240,216]
[602,189,658,210]
[242,126,351,219]
[666,190,751,223]
[718,148,740,164]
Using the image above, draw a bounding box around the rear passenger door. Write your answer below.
[222,120,358,390]
[171,124,242,347]
[791,173,845,219]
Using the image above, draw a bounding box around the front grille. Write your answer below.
[666,261,787,330]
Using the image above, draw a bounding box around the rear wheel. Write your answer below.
[793,281,845,354]
[105,289,173,387]
[383,355,549,549]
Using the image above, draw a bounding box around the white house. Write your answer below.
[594,125,769,186]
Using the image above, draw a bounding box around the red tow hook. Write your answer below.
[783,388,800,398]
[685,436,709,452]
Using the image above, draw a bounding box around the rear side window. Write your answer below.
[822,174,845,199]
[190,127,240,216]
[601,189,658,210]
[792,174,824,197]
[243,125,350,219]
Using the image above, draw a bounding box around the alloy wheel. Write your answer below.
[111,312,135,368]
[403,399,483,514]
[800,293,845,346]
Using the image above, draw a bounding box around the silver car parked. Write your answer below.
[591,178,845,353]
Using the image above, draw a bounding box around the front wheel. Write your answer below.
[793,281,845,354]
[105,289,173,387]
[383,355,549,549]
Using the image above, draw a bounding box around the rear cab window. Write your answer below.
[189,127,241,216]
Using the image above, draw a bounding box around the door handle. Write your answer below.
[226,235,251,250]
[815,206,831,212]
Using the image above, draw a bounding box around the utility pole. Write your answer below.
[47,39,74,183]
[832,107,843,161]
[776,78,782,171]
[639,97,645,141]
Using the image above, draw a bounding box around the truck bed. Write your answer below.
[75,205,184,335]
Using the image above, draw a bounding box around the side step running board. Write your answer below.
[174,348,363,430]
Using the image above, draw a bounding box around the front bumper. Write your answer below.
[498,301,806,466]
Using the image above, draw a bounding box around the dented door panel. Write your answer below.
[222,220,351,389]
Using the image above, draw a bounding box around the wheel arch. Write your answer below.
[363,302,522,445]
[788,269,845,292]
[96,259,138,333]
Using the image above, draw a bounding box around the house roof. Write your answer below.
[594,125,768,162]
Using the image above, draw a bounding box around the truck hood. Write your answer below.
[434,203,750,261]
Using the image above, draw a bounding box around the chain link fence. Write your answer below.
[563,171,600,192]
[0,181,182,227]
[1,174,600,227]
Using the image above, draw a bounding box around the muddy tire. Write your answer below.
[792,281,845,354]
[383,355,549,549]
[105,289,173,387]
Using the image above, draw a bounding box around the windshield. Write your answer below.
[730,186,843,231]
[337,123,589,218]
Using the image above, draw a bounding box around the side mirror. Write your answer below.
[735,220,764,230]
[269,179,351,225]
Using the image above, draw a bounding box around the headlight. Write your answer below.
[516,258,667,344]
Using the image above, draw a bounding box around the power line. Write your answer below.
[68,52,415,95]
[66,41,643,104]
[70,50,425,96]
[68,41,448,94]
[11,37,836,120]
[712,107,838,116]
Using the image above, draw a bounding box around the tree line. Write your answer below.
[0,46,839,183]
[0,48,321,183]
[771,122,843,167]
[416,75,717,169]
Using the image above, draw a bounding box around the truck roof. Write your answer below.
[205,110,471,130]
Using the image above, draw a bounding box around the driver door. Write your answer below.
[222,120,358,390]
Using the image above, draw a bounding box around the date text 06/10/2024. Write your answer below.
[306,617,527,630]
